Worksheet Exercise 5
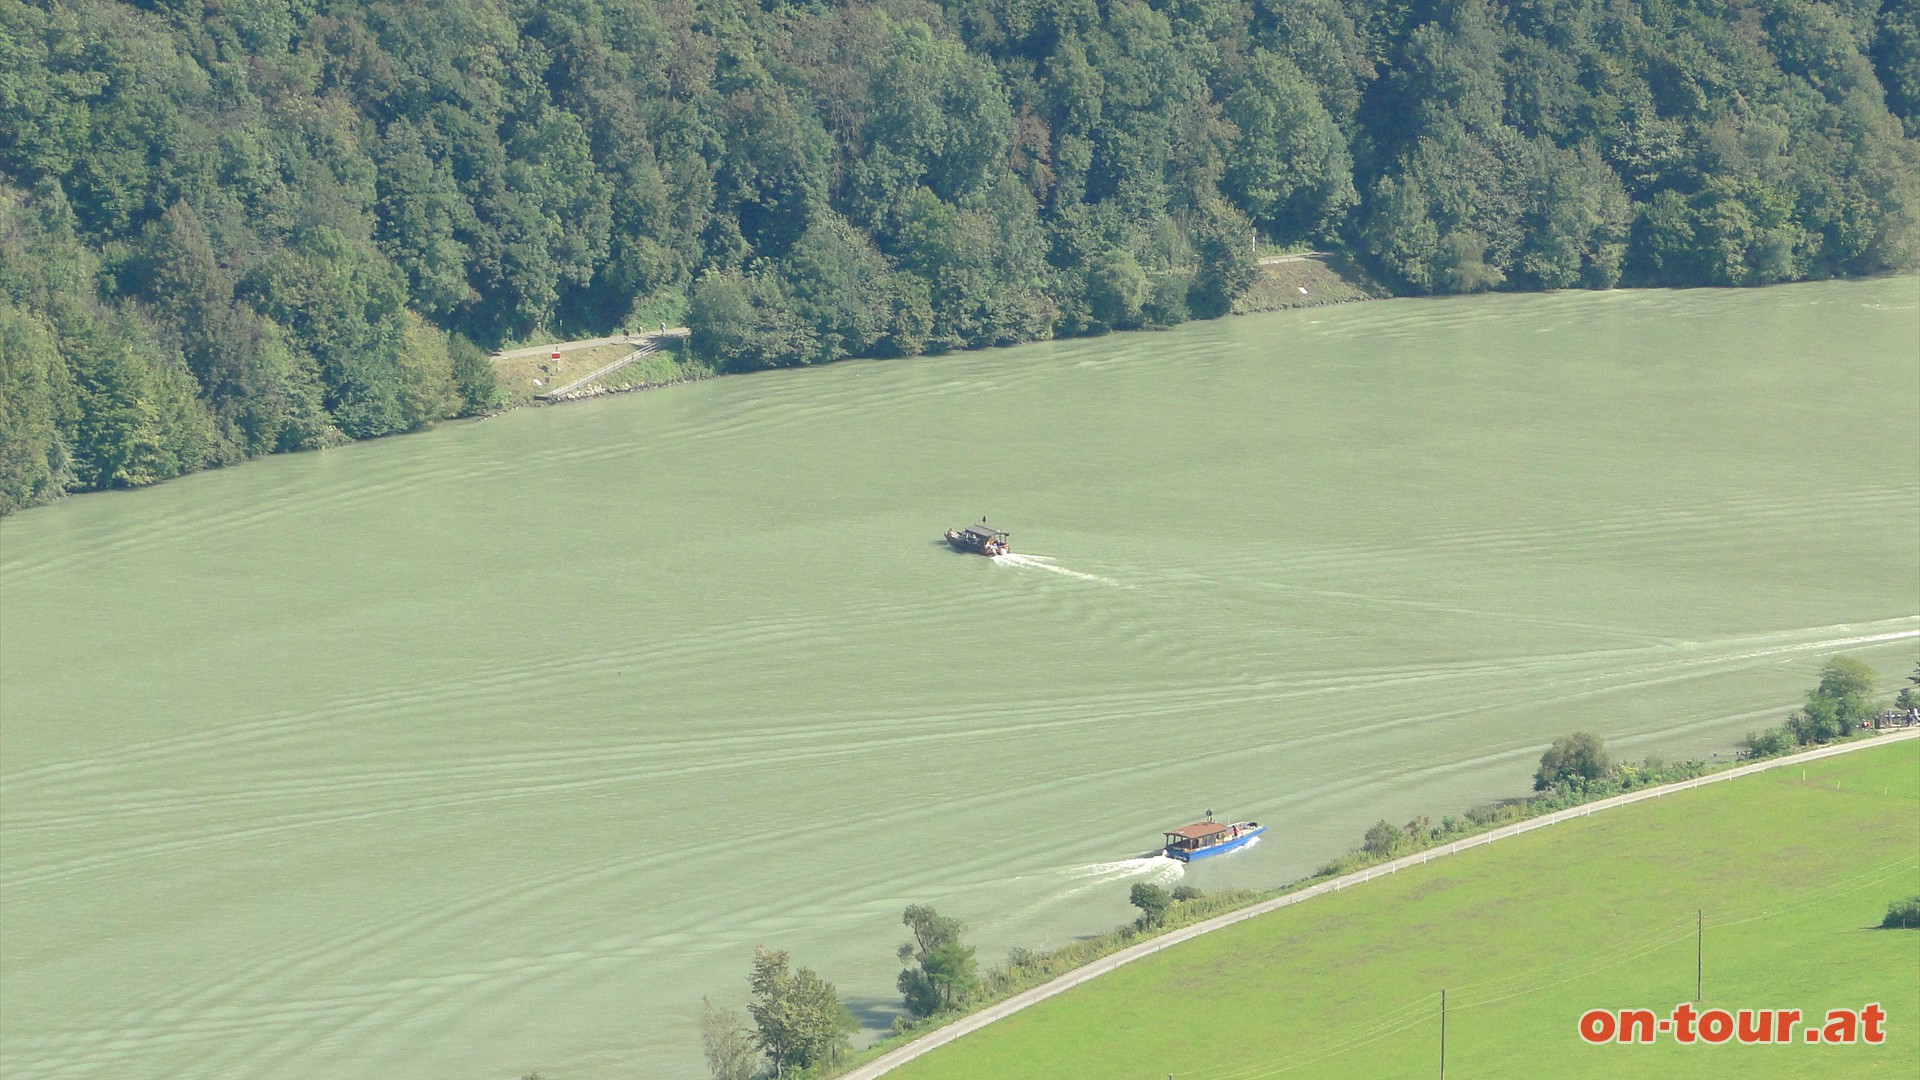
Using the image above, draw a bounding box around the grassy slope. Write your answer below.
[1232,257,1380,313]
[491,342,707,405]
[894,741,1920,1079]
[492,343,637,404]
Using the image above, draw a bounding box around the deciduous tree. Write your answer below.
[1789,657,1878,744]
[896,904,978,1017]
[700,998,758,1080]
[1129,881,1172,927]
[747,946,855,1076]
[1534,732,1611,790]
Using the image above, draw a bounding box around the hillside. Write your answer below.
[888,737,1920,1079]
[3,0,1917,511]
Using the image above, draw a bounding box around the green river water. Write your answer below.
[2,279,1916,1079]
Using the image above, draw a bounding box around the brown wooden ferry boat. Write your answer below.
[945,519,1009,556]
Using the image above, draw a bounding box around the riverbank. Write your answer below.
[831,728,1920,1079]
[458,255,1381,422]
[490,336,715,407]
[0,253,1374,517]
[500,256,1379,411]
[882,735,1919,1080]
[6,279,1910,1080]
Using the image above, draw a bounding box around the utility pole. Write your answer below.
[1695,909,1703,1002]
[1440,989,1447,1079]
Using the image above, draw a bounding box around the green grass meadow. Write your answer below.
[894,740,1920,1080]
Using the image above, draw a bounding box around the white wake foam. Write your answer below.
[1070,854,1186,884]
[992,552,1120,585]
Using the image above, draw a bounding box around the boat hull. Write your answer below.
[1165,825,1264,862]
[944,531,1005,556]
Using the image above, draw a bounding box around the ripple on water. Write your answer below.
[2,280,1916,1080]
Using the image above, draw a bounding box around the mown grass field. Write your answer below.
[893,740,1920,1080]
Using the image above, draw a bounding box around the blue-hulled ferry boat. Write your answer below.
[1162,818,1264,861]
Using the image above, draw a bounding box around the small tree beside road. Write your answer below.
[1742,726,1795,759]
[1534,732,1611,790]
[1747,656,1888,752]
[700,998,758,1080]
[1362,819,1401,856]
[746,946,855,1076]
[1789,657,1877,744]
[1129,882,1173,927]
[896,904,978,1018]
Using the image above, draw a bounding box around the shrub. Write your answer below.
[1883,896,1920,929]
[1896,659,1919,711]
[1788,657,1878,744]
[1362,819,1400,856]
[1534,732,1611,790]
[1743,727,1795,759]
[1129,882,1172,927]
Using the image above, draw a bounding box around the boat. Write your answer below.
[945,518,1009,556]
[1162,817,1264,862]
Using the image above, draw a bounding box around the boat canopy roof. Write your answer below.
[963,523,1008,539]
[1165,822,1233,840]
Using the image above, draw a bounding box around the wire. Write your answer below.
[1147,851,1920,1080]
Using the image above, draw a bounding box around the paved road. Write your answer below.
[494,327,688,360]
[1256,251,1329,265]
[839,728,1920,1079]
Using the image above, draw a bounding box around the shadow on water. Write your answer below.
[4,278,1914,1080]
[841,994,910,1033]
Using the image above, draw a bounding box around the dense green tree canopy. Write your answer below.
[745,945,856,1075]
[1,0,1915,512]
[1534,731,1612,790]
[1129,880,1173,926]
[1789,655,1880,742]
[896,903,979,1017]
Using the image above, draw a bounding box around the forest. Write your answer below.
[2,0,1916,512]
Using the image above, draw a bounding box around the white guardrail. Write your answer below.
[839,727,1920,1079]
[536,343,657,400]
